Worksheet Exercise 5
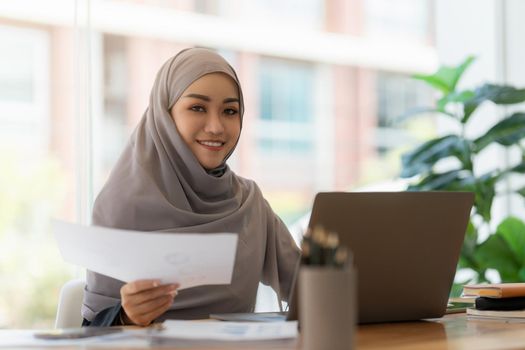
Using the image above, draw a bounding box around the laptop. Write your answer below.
[211,191,474,324]
[210,257,299,322]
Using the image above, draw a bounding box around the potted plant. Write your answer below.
[399,56,525,295]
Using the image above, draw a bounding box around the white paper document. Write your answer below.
[54,220,238,289]
[159,320,298,341]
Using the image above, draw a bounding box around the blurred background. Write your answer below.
[1,0,524,328]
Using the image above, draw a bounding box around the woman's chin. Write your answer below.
[200,160,223,171]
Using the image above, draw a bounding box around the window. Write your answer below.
[0,23,77,328]
[258,58,315,155]
[374,72,433,155]
[242,0,324,29]
[0,25,50,151]
[364,0,431,43]
[93,34,130,193]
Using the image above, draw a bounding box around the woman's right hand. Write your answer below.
[120,279,179,326]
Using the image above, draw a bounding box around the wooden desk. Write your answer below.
[5,314,525,349]
[358,313,525,350]
[130,314,525,349]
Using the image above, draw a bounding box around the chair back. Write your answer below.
[55,279,85,328]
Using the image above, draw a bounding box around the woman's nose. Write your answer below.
[203,112,225,134]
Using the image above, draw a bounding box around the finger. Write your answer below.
[137,297,174,326]
[124,284,178,306]
[122,279,162,295]
[122,295,173,315]
[126,294,174,317]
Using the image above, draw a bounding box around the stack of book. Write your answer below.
[463,283,525,322]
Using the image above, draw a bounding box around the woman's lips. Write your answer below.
[198,140,225,151]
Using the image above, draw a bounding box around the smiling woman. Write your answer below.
[170,73,242,171]
[82,48,300,327]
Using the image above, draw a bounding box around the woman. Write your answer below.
[82,48,301,327]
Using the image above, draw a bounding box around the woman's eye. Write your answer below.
[191,105,205,112]
[224,108,238,116]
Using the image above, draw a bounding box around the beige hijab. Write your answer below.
[82,48,300,321]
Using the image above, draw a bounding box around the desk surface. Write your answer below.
[358,313,525,350]
[6,314,525,349]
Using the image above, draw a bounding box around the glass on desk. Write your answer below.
[299,266,356,350]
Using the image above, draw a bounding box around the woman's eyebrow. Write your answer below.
[223,97,240,104]
[184,93,211,101]
[184,93,239,104]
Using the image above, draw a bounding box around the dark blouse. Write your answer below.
[82,303,123,327]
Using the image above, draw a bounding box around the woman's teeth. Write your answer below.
[199,141,223,147]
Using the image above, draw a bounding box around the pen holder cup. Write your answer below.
[299,266,356,350]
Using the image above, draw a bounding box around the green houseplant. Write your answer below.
[399,56,525,294]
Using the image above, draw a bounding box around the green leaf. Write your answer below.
[517,186,525,199]
[463,220,478,255]
[407,171,458,191]
[519,267,525,281]
[449,283,465,298]
[512,162,525,173]
[459,220,480,270]
[463,84,525,123]
[473,113,525,152]
[496,217,525,265]
[409,170,496,222]
[407,170,472,191]
[413,56,475,95]
[493,161,525,183]
[473,172,498,222]
[457,255,475,270]
[437,90,475,115]
[475,234,520,281]
[413,74,451,95]
[484,84,525,104]
[401,135,472,178]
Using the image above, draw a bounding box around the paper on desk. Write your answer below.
[54,220,238,290]
[159,320,298,341]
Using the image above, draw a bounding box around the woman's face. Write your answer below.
[171,73,241,170]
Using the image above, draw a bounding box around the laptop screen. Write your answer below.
[306,191,473,323]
